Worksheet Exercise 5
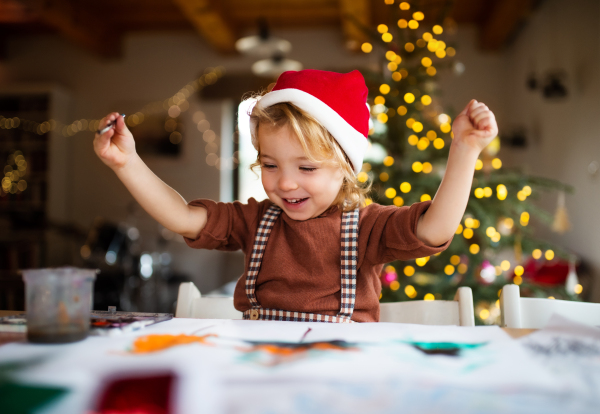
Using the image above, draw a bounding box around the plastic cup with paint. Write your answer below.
[21,267,97,343]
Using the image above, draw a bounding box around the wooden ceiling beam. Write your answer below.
[480,0,535,51]
[17,0,121,58]
[171,0,237,54]
[338,0,370,51]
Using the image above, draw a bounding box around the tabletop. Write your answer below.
[0,315,598,414]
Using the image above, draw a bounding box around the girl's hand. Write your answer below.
[451,99,499,152]
[93,112,136,171]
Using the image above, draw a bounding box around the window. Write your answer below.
[237,99,267,203]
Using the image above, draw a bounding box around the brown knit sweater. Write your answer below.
[185,198,451,322]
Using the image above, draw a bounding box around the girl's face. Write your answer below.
[258,123,344,221]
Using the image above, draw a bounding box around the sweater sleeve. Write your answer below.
[360,201,453,265]
[184,197,268,253]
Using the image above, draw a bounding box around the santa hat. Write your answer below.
[250,69,370,174]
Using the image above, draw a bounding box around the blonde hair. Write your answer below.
[248,98,370,211]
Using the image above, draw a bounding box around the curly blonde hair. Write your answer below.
[247,99,370,211]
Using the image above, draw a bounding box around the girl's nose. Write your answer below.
[278,173,299,191]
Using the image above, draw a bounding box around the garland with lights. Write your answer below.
[359,1,576,324]
[0,66,230,183]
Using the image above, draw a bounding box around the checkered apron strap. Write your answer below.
[337,207,359,319]
[245,205,282,307]
[244,205,359,323]
[243,308,354,323]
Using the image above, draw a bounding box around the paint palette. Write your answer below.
[0,311,172,335]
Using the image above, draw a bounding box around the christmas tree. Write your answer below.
[358,1,574,324]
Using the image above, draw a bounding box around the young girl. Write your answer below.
[93,69,498,323]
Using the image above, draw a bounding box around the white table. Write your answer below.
[1,317,598,414]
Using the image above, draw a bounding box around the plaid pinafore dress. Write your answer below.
[243,204,359,323]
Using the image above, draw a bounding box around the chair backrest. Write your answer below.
[176,282,243,319]
[379,287,475,326]
[500,284,600,328]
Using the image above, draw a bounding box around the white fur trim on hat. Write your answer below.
[251,88,368,174]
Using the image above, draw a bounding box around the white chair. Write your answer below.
[379,287,475,326]
[176,282,243,319]
[500,284,600,328]
[176,282,475,325]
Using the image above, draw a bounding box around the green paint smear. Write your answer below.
[0,382,68,414]
[407,342,487,351]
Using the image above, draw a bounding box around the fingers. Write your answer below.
[458,99,476,117]
[468,102,496,131]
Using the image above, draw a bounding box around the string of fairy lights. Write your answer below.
[364,0,577,310]
[1,66,227,196]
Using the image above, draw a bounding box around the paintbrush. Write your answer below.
[96,114,125,135]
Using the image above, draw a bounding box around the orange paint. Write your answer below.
[131,334,217,353]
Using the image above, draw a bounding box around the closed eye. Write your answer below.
[261,163,276,169]
[300,167,317,172]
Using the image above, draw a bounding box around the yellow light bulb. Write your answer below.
[385,188,397,198]
[393,196,404,206]
[450,255,461,265]
[382,32,393,42]
[357,172,368,183]
[404,265,415,276]
[497,184,507,200]
[397,105,407,116]
[400,182,412,193]
[390,281,400,291]
[469,244,480,254]
[400,2,410,10]
[361,43,373,53]
[392,71,402,81]
[377,113,388,123]
[474,188,484,198]
[433,138,445,149]
[421,57,432,67]
[412,161,423,172]
[405,42,415,52]
[492,158,502,169]
[532,249,542,259]
[463,228,474,239]
[413,11,424,20]
[404,93,415,103]
[379,172,389,182]
[408,20,419,29]
[421,95,432,105]
[426,66,437,76]
[377,24,389,33]
[422,162,432,173]
[407,134,419,145]
[412,121,423,132]
[380,84,391,94]
[383,156,394,166]
[374,96,385,105]
[444,265,455,275]
[420,194,431,201]
[514,265,524,276]
[398,19,408,29]
[447,47,456,56]
[545,250,555,260]
[424,293,435,301]
[432,25,443,34]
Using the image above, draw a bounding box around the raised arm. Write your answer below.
[93,112,207,239]
[416,100,498,247]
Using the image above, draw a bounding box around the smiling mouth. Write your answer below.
[283,198,308,204]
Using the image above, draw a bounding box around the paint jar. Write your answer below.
[22,267,97,343]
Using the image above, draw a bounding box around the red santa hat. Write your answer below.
[250,69,370,174]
